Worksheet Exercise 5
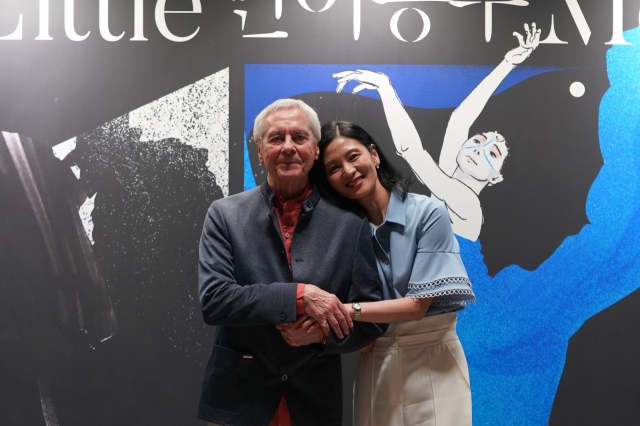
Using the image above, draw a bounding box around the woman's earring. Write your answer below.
[376,165,379,169]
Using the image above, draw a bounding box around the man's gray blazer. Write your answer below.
[197,183,386,426]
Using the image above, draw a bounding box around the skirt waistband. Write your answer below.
[373,313,458,351]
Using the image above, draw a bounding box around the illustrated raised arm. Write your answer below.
[331,23,541,242]
[440,22,541,174]
[334,69,421,155]
[333,69,483,240]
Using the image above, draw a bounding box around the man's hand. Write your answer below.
[303,285,353,339]
[277,315,328,347]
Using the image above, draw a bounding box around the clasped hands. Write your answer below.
[276,284,353,347]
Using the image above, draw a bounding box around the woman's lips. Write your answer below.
[346,176,364,188]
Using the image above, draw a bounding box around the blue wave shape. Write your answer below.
[243,132,256,191]
[458,28,640,425]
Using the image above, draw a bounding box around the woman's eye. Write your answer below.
[490,152,497,158]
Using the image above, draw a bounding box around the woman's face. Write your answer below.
[323,136,381,201]
[456,133,508,183]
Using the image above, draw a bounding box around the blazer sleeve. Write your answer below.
[321,217,388,355]
[198,202,298,327]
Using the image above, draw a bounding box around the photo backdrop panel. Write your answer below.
[2,1,640,425]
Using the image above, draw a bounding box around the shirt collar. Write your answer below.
[272,182,313,209]
[261,181,319,213]
[383,190,407,227]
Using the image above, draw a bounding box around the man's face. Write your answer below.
[257,108,319,186]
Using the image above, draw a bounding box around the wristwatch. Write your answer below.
[352,302,362,321]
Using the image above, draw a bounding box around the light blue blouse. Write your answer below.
[371,191,476,315]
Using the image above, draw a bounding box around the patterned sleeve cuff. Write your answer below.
[406,277,476,307]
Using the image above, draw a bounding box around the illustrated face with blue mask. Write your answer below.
[456,132,508,185]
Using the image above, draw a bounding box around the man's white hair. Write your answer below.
[253,99,321,145]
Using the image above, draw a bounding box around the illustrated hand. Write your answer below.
[302,284,353,339]
[505,22,541,65]
[333,69,392,94]
[276,314,328,347]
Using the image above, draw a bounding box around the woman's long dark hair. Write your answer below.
[311,121,411,207]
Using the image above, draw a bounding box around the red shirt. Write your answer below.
[269,182,313,426]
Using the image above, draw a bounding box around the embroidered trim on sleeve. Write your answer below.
[407,288,475,300]
[407,277,472,292]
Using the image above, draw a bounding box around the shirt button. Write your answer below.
[285,232,290,238]
[281,373,288,381]
[279,314,286,322]
[384,260,389,265]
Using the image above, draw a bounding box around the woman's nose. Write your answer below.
[343,163,355,176]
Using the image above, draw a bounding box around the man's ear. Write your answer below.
[256,140,264,164]
[488,174,504,186]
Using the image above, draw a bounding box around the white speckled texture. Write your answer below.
[52,137,76,160]
[129,68,229,196]
[70,165,81,179]
[79,193,97,245]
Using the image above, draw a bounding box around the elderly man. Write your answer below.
[197,99,386,426]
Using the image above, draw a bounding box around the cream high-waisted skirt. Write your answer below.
[354,313,471,426]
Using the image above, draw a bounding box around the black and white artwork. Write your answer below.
[1,68,228,426]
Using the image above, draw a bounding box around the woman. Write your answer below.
[319,121,475,426]
[332,22,541,241]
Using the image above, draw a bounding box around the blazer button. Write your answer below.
[279,313,286,322]
[281,373,288,381]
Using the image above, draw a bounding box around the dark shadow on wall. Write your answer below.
[0,120,223,425]
[0,131,117,425]
[550,287,640,426]
[65,117,222,425]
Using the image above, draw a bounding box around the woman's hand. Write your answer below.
[505,22,541,65]
[276,314,328,347]
[333,70,392,95]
